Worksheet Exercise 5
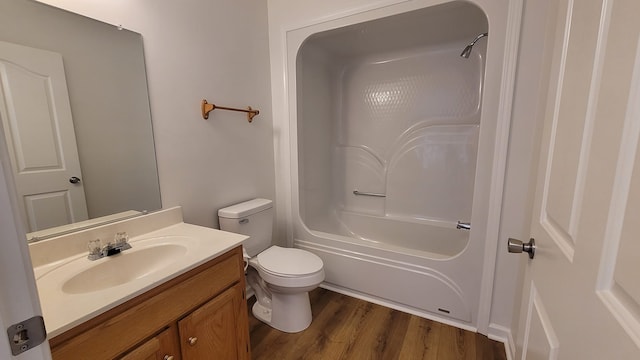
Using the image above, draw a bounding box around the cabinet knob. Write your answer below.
[163,356,174,360]
[187,337,198,346]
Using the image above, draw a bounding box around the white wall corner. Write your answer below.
[488,323,516,360]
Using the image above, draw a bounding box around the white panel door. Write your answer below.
[0,41,88,232]
[517,0,640,358]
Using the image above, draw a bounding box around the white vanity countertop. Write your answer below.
[34,222,247,338]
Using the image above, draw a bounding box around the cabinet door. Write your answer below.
[178,283,250,360]
[119,326,181,360]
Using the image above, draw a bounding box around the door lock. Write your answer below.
[508,238,536,259]
[6,316,46,355]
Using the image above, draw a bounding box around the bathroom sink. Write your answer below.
[61,243,188,294]
[32,218,250,338]
[37,235,201,295]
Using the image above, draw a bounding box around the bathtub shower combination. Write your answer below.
[289,1,495,326]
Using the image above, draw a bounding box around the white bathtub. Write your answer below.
[311,210,469,259]
[282,0,505,329]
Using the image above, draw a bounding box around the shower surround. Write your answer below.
[298,35,483,251]
[269,0,522,333]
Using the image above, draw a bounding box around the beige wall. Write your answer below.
[33,0,277,235]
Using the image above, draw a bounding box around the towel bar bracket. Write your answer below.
[201,99,259,123]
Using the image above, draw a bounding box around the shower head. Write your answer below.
[460,45,474,59]
[460,32,488,59]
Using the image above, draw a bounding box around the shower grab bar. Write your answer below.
[456,221,471,230]
[353,190,386,198]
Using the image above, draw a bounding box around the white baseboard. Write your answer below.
[488,323,515,360]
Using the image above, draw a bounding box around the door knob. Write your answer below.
[187,337,198,346]
[507,238,535,259]
[69,176,81,184]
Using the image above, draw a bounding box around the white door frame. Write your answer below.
[0,118,50,359]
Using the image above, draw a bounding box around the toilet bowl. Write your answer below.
[218,199,325,333]
[247,246,324,332]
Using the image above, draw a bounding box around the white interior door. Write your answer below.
[0,41,88,232]
[516,0,640,358]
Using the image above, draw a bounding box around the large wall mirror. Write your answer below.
[0,0,161,240]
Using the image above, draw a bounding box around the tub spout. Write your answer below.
[456,221,471,230]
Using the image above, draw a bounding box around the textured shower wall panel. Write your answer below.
[386,125,479,221]
[339,46,482,159]
[338,46,482,220]
[297,44,335,227]
[335,146,385,215]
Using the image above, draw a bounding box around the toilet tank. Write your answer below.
[218,198,273,257]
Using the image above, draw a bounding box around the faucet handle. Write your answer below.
[87,239,103,260]
[114,232,131,251]
[87,239,101,254]
[114,232,129,245]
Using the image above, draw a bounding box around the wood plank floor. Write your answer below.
[249,288,506,360]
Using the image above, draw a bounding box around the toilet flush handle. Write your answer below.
[239,218,249,224]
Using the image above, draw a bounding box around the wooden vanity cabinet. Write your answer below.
[49,246,250,360]
[178,283,248,359]
[119,326,180,360]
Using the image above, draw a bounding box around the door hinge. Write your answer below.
[6,316,47,356]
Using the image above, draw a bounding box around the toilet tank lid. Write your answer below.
[218,198,273,218]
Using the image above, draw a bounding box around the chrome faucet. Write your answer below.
[87,232,132,260]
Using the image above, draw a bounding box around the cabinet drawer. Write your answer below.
[51,246,243,360]
[117,325,180,360]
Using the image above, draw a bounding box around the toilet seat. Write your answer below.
[257,246,323,276]
[250,246,325,287]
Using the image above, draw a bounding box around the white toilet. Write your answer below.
[218,198,324,333]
